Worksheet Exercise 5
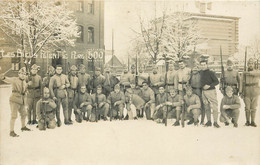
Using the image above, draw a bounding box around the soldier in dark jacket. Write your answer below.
[42,66,55,88]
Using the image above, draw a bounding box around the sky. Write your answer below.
[104,0,260,63]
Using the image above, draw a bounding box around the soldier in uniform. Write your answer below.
[107,84,125,120]
[129,65,137,84]
[240,58,260,127]
[220,59,240,95]
[91,85,109,121]
[36,87,57,130]
[149,66,164,95]
[67,65,78,122]
[153,86,169,124]
[26,64,42,125]
[137,67,149,88]
[103,67,119,97]
[165,63,178,92]
[183,86,201,126]
[125,81,145,119]
[190,64,205,125]
[120,69,130,92]
[220,86,240,127]
[92,67,105,94]
[78,64,91,93]
[140,81,155,120]
[177,60,191,96]
[42,66,55,88]
[165,89,183,126]
[73,86,92,122]
[1,67,31,137]
[200,60,220,128]
[49,65,72,126]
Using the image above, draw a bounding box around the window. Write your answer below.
[77,1,84,12]
[77,25,84,43]
[87,27,94,43]
[87,0,94,14]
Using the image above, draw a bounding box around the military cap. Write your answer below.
[159,86,164,89]
[31,64,39,70]
[142,81,148,85]
[70,65,77,71]
[169,88,178,93]
[19,67,27,74]
[226,59,233,66]
[48,66,55,71]
[226,86,233,92]
[96,67,101,72]
[114,84,120,89]
[248,58,254,64]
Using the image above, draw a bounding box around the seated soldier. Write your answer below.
[36,87,57,130]
[153,86,169,124]
[184,86,201,126]
[91,85,109,121]
[125,81,145,120]
[107,84,125,120]
[164,89,182,126]
[220,86,240,127]
[73,86,92,122]
[140,81,155,120]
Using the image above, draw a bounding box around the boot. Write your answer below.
[213,122,220,128]
[233,123,238,128]
[162,119,166,124]
[32,120,38,125]
[194,121,199,126]
[245,121,250,126]
[103,117,108,121]
[134,117,138,120]
[27,120,32,125]
[21,126,31,131]
[187,119,194,125]
[10,131,19,137]
[251,122,257,127]
[173,121,180,126]
[224,121,229,126]
[204,121,212,127]
[124,114,129,120]
[200,121,205,125]
[231,118,235,124]
[57,120,62,127]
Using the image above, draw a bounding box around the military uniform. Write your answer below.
[177,67,191,94]
[67,65,79,122]
[140,86,155,120]
[167,93,182,122]
[184,93,201,125]
[137,71,149,87]
[92,73,105,93]
[240,58,260,127]
[91,93,109,121]
[153,92,169,122]
[107,86,125,119]
[165,70,178,92]
[149,72,164,95]
[36,97,57,130]
[103,68,119,97]
[42,66,55,88]
[27,64,42,124]
[49,73,70,125]
[73,91,92,122]
[78,65,91,93]
[120,71,131,92]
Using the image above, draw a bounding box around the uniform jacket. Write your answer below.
[91,93,107,105]
[68,75,78,98]
[168,94,182,107]
[220,95,241,112]
[149,73,164,86]
[36,98,57,120]
[190,71,202,89]
[73,92,92,110]
[177,67,191,83]
[49,74,70,99]
[240,70,260,96]
[140,87,155,103]
[27,74,42,98]
[5,77,27,105]
[107,91,125,105]
[78,73,91,90]
[184,94,201,110]
[165,70,178,89]
[120,73,130,86]
[137,72,149,86]
[156,93,169,105]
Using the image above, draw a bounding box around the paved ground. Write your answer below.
[0,85,260,165]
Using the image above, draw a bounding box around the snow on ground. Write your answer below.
[0,85,260,165]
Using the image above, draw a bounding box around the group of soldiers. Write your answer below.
[1,57,260,137]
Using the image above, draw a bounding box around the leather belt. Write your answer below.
[12,91,25,95]
[178,82,187,84]
[245,83,258,87]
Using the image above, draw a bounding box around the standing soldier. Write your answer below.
[149,66,164,95]
[120,69,130,92]
[153,86,169,124]
[125,81,145,119]
[200,60,220,128]
[36,87,57,130]
[220,59,240,95]
[107,84,125,120]
[92,67,105,94]
[137,67,149,88]
[220,86,240,127]
[140,81,155,120]
[42,66,55,88]
[240,58,260,127]
[1,67,31,137]
[78,64,91,93]
[129,65,136,84]
[177,60,191,95]
[183,86,201,126]
[67,65,79,123]
[165,89,183,126]
[190,64,205,125]
[27,64,42,125]
[91,85,109,121]
[73,86,92,122]
[165,63,178,92]
[49,65,72,126]
[103,67,119,97]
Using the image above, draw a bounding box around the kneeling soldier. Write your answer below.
[107,84,125,120]
[184,86,201,126]
[220,86,240,127]
[153,86,169,124]
[73,86,92,122]
[140,81,155,120]
[91,85,109,121]
[36,87,57,130]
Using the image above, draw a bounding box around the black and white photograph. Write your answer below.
[0,0,260,165]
